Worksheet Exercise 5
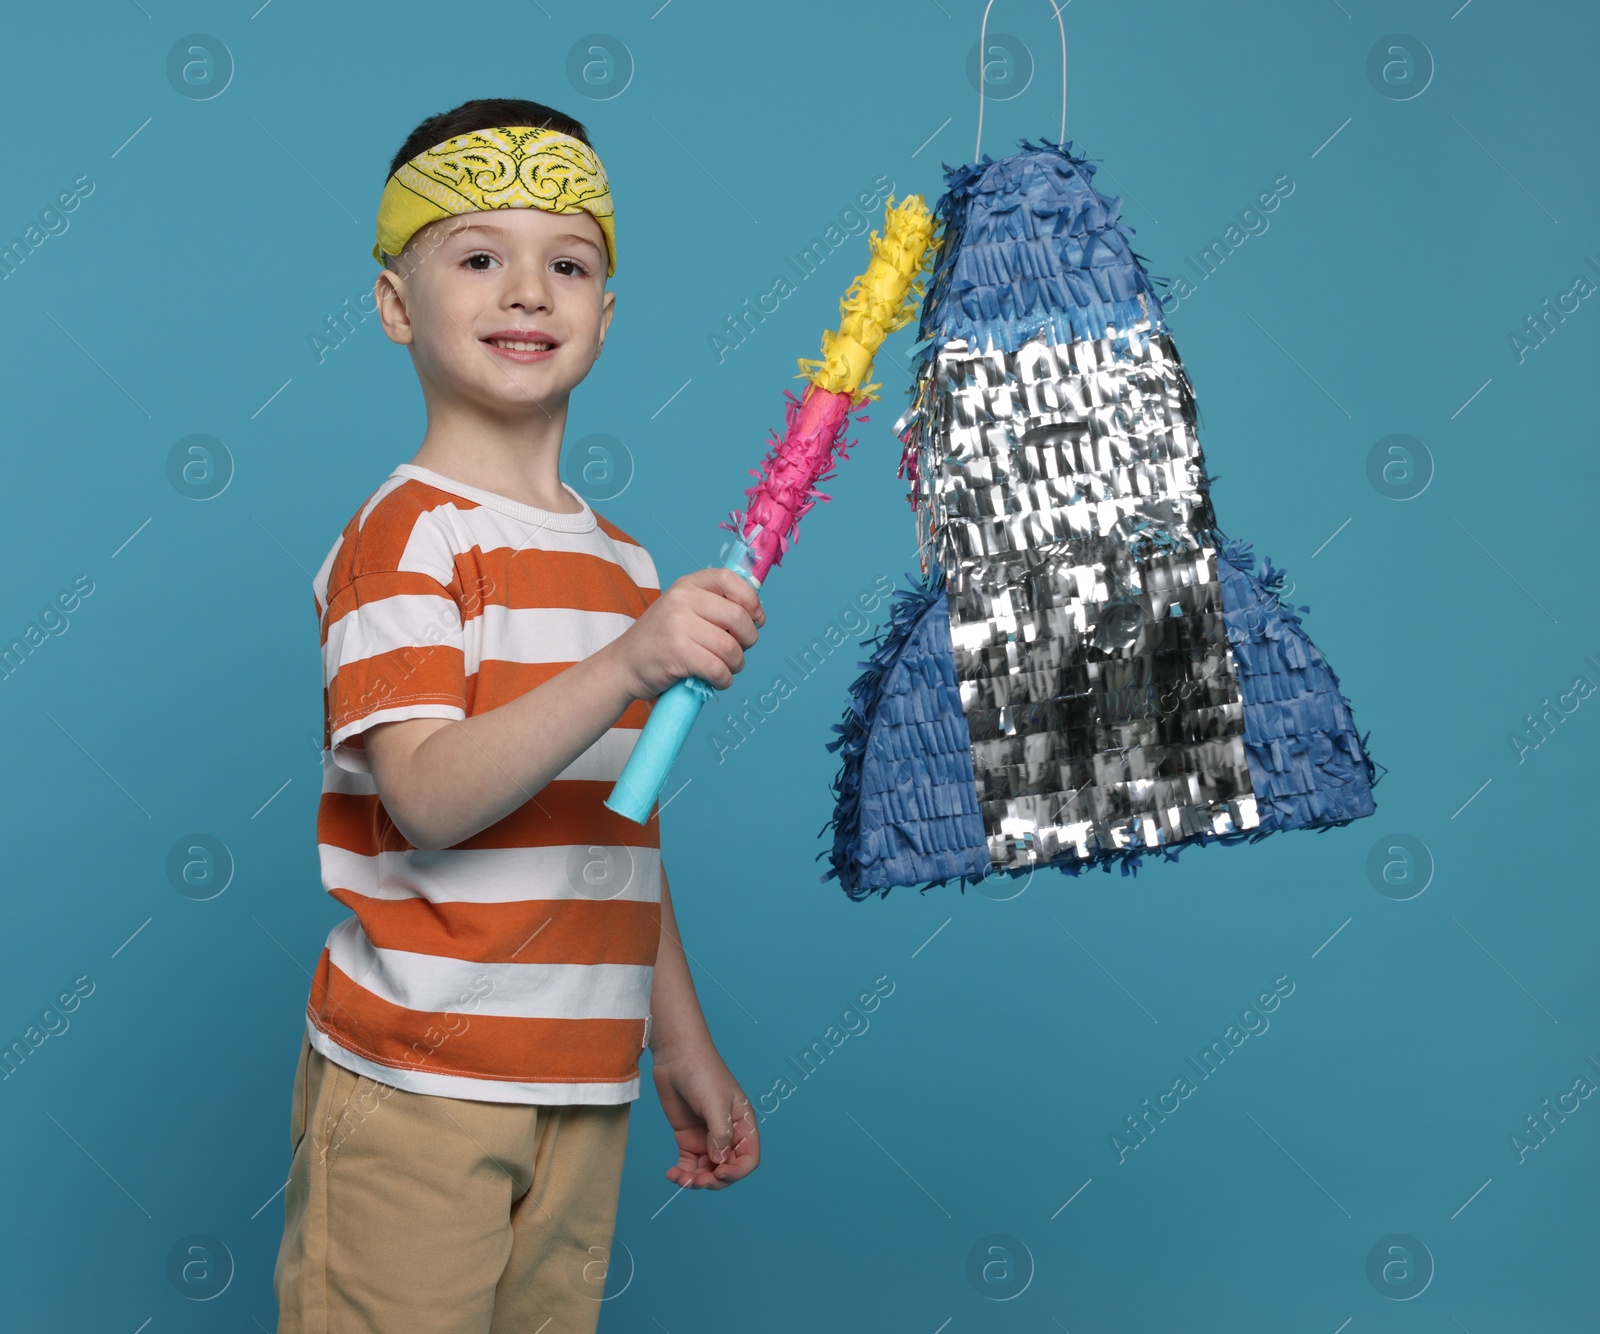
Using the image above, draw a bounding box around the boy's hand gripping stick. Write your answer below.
[605,194,938,823]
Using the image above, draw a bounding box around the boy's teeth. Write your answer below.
[492,338,553,351]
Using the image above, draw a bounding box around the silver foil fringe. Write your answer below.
[909,323,1262,869]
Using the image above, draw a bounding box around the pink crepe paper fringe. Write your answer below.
[723,384,866,582]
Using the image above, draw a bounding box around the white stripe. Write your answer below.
[322,757,378,795]
[324,574,641,680]
[329,703,466,768]
[319,842,662,904]
[312,533,344,618]
[601,535,657,590]
[325,917,652,1020]
[306,1019,639,1105]
[427,500,660,589]
[469,603,637,666]
[324,593,462,688]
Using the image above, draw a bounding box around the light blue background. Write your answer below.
[2,1,1597,1329]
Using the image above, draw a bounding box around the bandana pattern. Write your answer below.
[374,126,615,274]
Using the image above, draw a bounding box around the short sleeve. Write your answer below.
[320,552,468,776]
[634,545,662,600]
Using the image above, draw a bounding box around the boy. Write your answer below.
[274,97,763,1333]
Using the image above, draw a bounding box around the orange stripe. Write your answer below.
[465,780,660,849]
[329,645,465,734]
[320,481,471,637]
[351,481,475,577]
[472,660,651,727]
[321,571,459,646]
[323,515,361,603]
[318,780,659,854]
[327,890,661,965]
[318,791,404,853]
[447,548,653,619]
[308,953,644,1084]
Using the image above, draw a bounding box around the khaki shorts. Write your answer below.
[274,1032,631,1333]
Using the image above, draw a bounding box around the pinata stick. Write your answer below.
[605,194,938,823]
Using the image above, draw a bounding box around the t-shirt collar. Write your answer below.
[393,463,598,532]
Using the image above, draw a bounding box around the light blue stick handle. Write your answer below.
[604,536,762,823]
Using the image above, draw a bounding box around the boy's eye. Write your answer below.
[463,252,497,270]
[552,258,589,277]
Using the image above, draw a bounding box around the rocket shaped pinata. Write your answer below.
[827,140,1379,898]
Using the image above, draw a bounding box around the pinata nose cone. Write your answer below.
[917,138,1168,354]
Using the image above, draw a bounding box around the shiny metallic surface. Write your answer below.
[907,322,1260,868]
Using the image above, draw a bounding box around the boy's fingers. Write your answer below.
[708,1095,758,1179]
[688,590,759,649]
[732,1104,759,1162]
[691,650,732,690]
[688,629,742,686]
[704,628,744,677]
[676,568,763,627]
[708,1106,734,1162]
[706,568,764,621]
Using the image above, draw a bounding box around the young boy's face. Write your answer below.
[376,205,614,418]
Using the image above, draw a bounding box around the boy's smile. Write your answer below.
[482,328,559,363]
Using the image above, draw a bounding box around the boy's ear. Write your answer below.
[375,268,413,346]
[596,288,615,355]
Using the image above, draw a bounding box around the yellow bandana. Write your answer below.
[373,125,615,275]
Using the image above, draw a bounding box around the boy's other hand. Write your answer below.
[612,567,764,699]
[651,1042,761,1191]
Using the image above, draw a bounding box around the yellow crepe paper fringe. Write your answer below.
[798,194,940,405]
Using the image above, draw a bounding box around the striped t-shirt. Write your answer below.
[304,463,662,1105]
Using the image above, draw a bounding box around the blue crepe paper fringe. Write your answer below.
[914,137,1180,372]
[1214,534,1383,832]
[823,535,1382,900]
[822,569,991,901]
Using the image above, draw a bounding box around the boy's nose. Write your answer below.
[504,270,553,312]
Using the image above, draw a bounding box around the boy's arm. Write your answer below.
[649,866,761,1189]
[365,637,633,851]
[364,567,762,851]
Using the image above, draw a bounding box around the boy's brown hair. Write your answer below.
[387,97,592,180]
